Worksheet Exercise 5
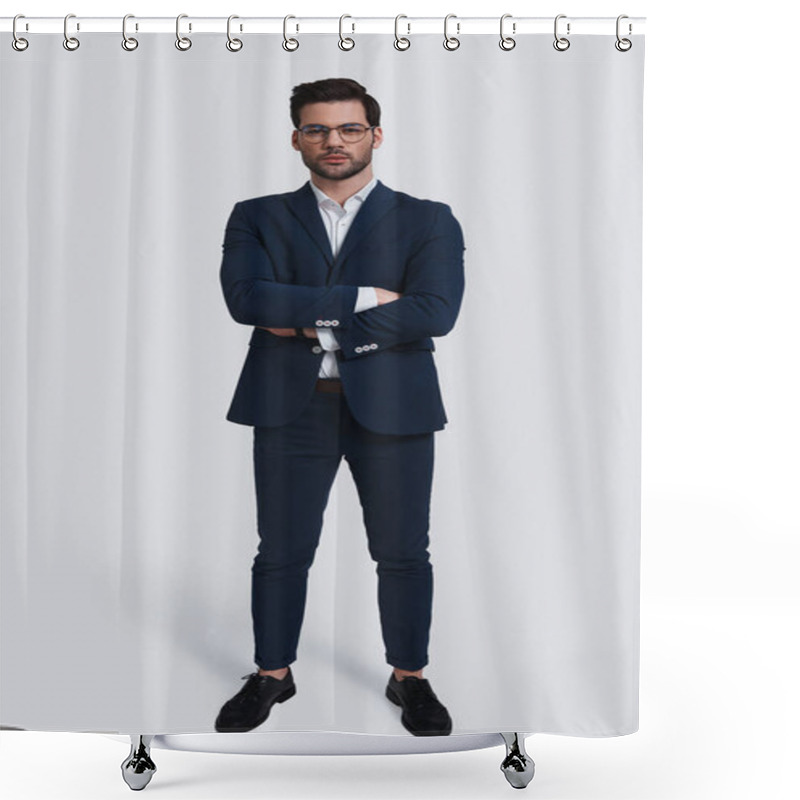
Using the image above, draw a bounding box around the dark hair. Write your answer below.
[290,78,381,129]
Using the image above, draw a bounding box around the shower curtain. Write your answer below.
[1,23,644,738]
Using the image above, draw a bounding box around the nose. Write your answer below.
[325,127,345,146]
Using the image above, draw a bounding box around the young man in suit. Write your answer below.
[215,78,465,736]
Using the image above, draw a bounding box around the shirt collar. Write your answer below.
[310,176,378,209]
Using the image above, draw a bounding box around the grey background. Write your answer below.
[1,31,642,736]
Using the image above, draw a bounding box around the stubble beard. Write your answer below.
[303,146,373,183]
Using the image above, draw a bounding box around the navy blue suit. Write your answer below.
[220,179,465,435]
[220,180,465,672]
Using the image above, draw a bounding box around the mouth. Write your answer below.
[322,155,348,163]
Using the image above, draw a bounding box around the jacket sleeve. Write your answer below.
[335,203,466,358]
[219,201,359,329]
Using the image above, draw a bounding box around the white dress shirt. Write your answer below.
[308,176,380,378]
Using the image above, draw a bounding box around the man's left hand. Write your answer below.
[258,327,318,338]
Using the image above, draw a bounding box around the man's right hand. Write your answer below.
[375,288,402,305]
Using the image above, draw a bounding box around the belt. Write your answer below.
[315,378,343,394]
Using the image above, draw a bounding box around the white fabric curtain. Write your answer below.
[1,31,643,736]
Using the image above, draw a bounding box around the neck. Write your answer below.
[311,168,374,206]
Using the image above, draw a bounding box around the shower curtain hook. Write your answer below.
[499,14,516,51]
[226,15,243,52]
[121,14,138,51]
[11,14,29,51]
[615,15,632,51]
[394,14,411,51]
[443,14,460,51]
[175,14,192,51]
[339,14,355,51]
[63,13,80,51]
[282,15,299,51]
[553,14,570,51]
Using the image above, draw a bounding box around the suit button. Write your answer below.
[370,343,378,350]
[355,346,363,353]
[324,320,332,327]
[315,320,324,326]
[331,320,339,327]
[312,346,322,354]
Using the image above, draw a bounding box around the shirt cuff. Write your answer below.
[317,328,340,351]
[355,286,379,313]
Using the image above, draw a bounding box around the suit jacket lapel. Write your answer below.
[286,182,334,266]
[328,180,397,285]
[286,179,398,285]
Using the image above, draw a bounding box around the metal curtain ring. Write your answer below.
[615,14,632,51]
[63,13,80,51]
[226,14,243,51]
[499,13,516,50]
[553,14,570,51]
[122,14,138,51]
[443,14,460,51]
[12,14,29,51]
[282,15,299,51]
[339,14,355,51]
[394,14,410,51]
[175,13,192,51]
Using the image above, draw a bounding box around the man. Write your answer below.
[215,78,465,737]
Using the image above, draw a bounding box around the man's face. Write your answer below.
[292,99,383,182]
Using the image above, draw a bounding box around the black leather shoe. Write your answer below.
[385,674,452,736]
[214,669,296,732]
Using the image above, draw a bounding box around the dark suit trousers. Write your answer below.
[251,382,435,672]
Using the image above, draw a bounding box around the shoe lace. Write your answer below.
[233,672,265,705]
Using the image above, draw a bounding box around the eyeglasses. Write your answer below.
[296,123,376,143]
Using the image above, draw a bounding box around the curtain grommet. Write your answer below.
[338,14,355,51]
[12,14,29,51]
[394,15,411,51]
[282,15,299,51]
[121,14,138,51]
[63,13,80,51]
[499,14,516,51]
[553,14,570,51]
[443,14,460,51]
[226,15,243,52]
[175,14,192,51]
[615,15,632,51]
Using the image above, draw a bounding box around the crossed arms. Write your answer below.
[220,200,465,358]
[262,287,401,340]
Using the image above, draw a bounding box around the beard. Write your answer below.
[302,147,372,182]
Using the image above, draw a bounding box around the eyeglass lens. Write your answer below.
[301,124,370,142]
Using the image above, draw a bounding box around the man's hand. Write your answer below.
[375,288,403,305]
[257,327,318,338]
[258,327,294,336]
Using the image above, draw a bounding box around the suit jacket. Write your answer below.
[220,179,465,435]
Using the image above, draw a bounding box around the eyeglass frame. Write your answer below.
[295,123,378,142]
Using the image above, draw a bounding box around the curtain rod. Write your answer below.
[1,16,646,36]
